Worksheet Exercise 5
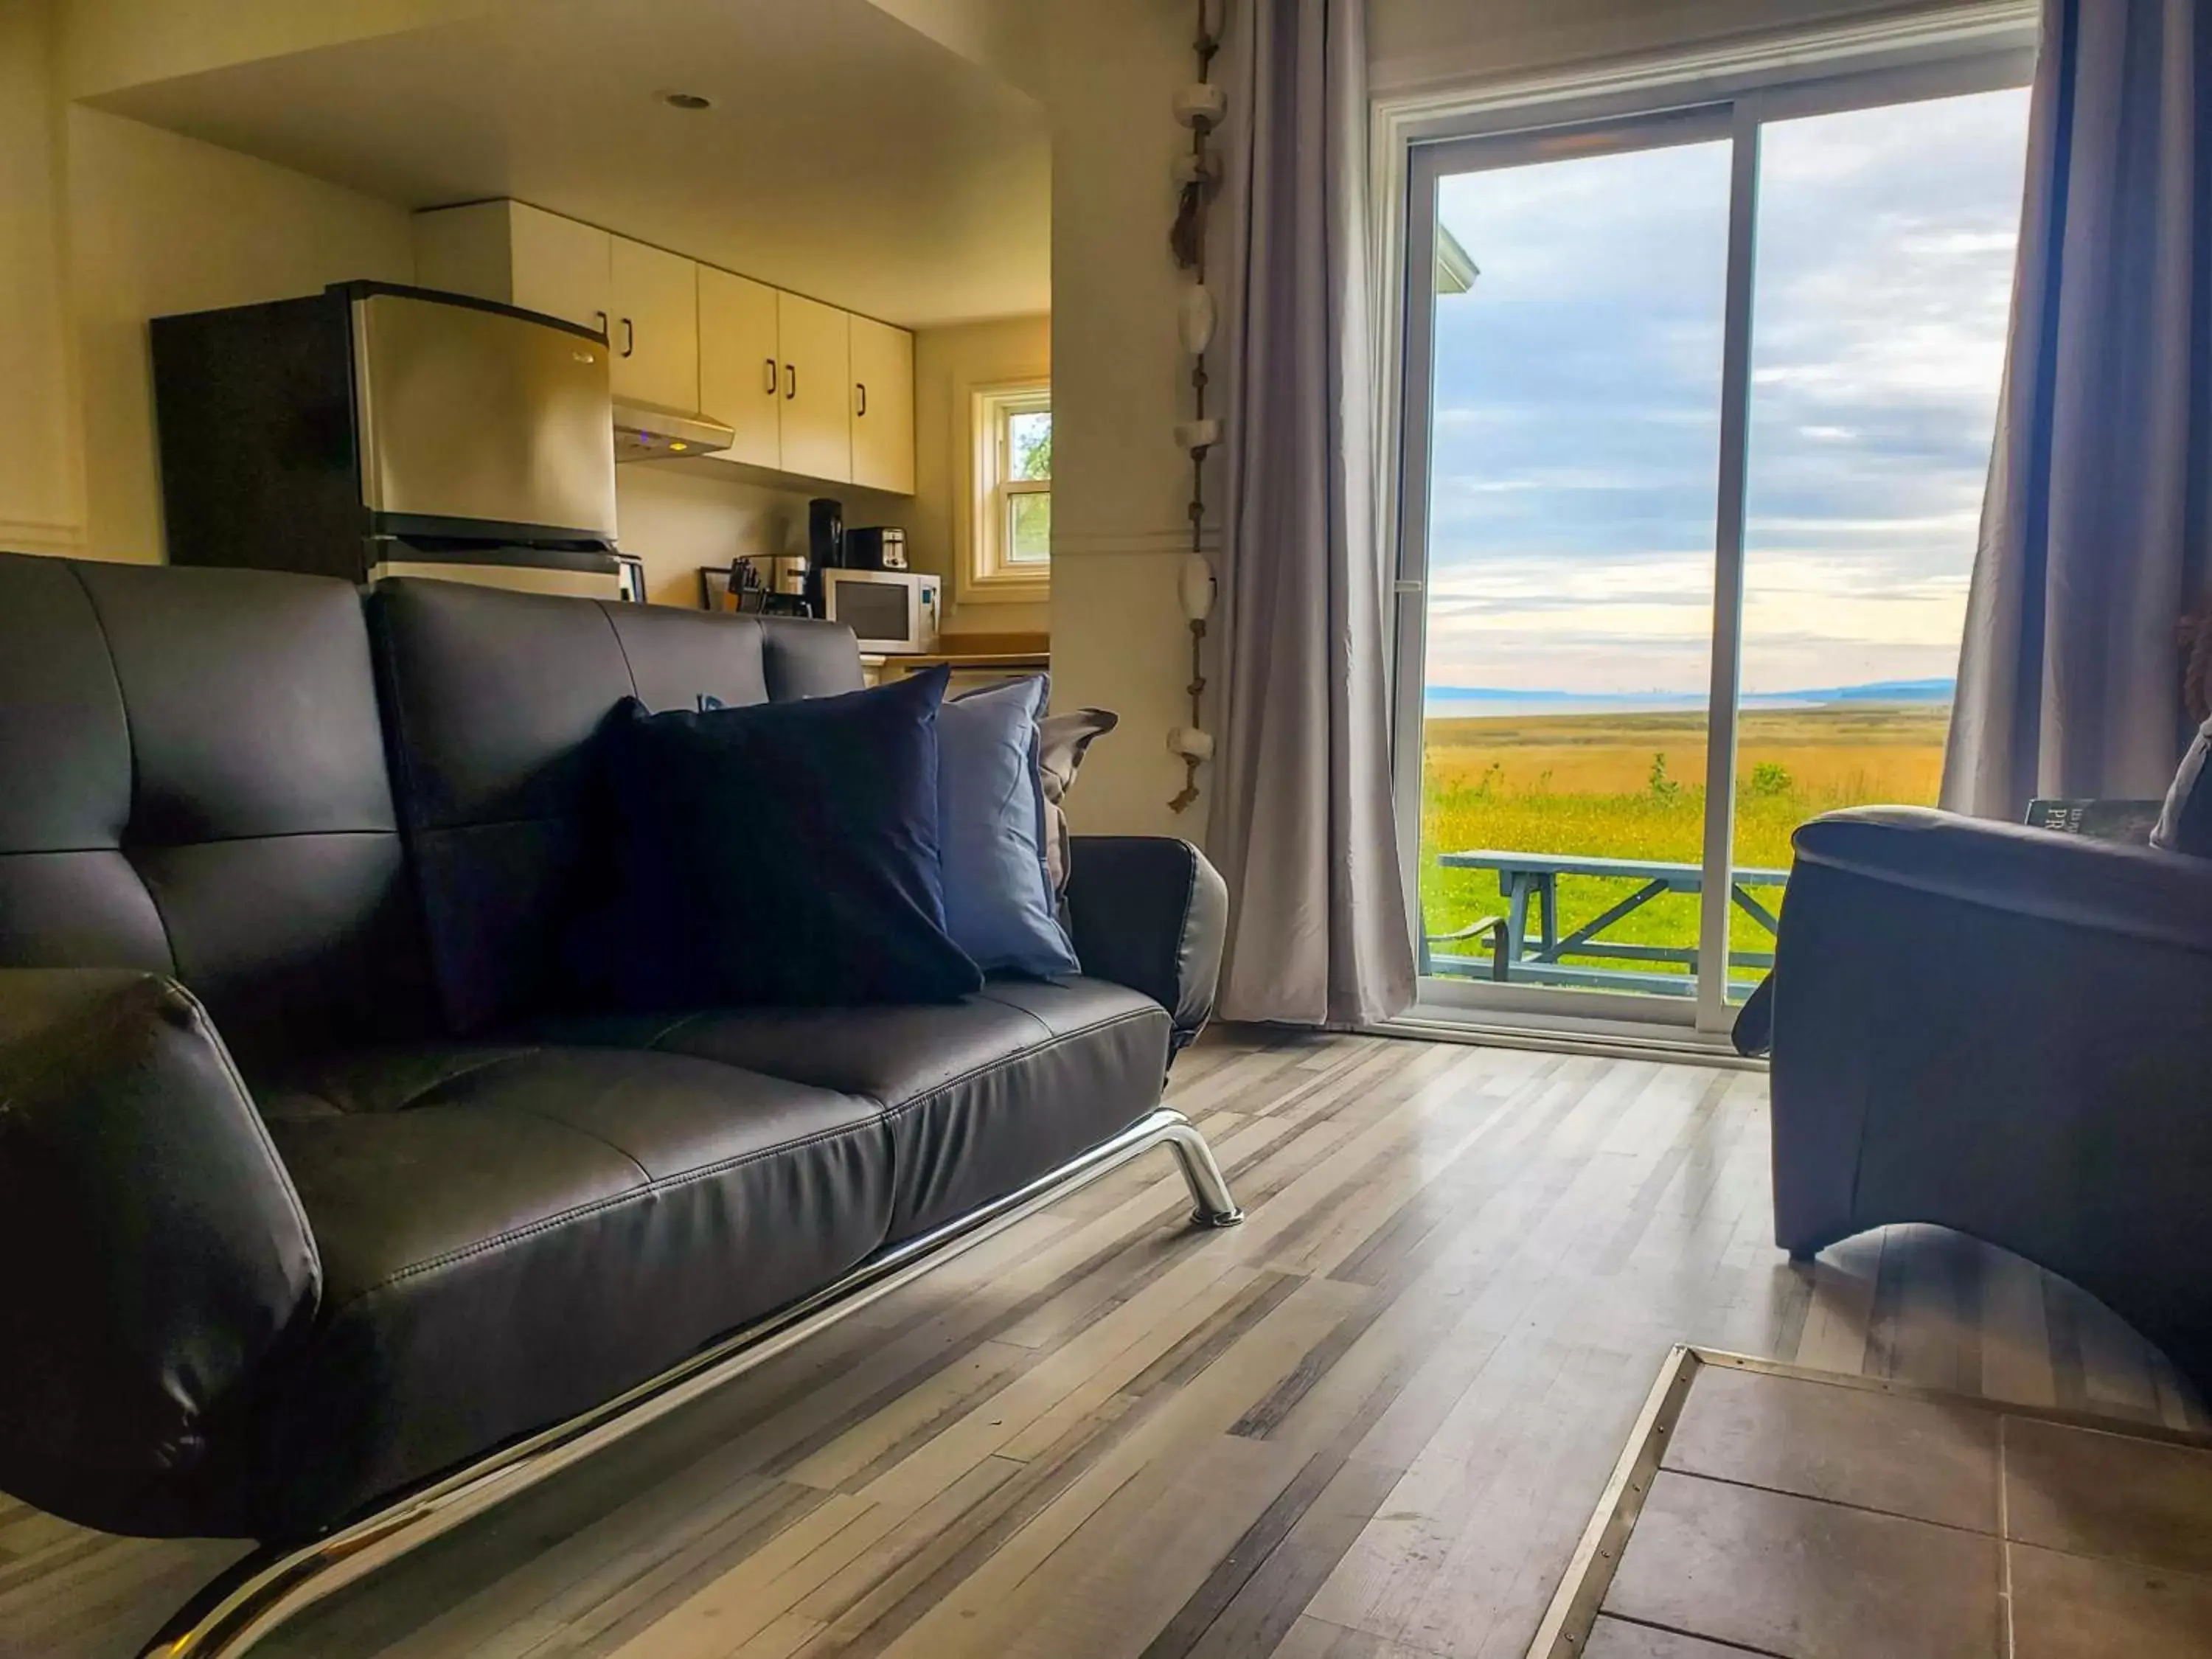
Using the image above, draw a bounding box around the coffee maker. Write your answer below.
[803,497,844,616]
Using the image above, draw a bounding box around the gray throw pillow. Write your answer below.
[2151,717,2212,857]
[939,677,1080,978]
[1037,707,1118,902]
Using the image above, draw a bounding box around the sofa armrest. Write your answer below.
[0,970,319,1495]
[1065,837,1228,1046]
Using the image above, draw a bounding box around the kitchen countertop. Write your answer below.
[863,650,1051,670]
[862,632,1049,675]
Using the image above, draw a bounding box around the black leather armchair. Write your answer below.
[1764,806,2212,1391]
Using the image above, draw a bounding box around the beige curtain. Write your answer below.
[1944,0,2212,817]
[1206,0,1416,1025]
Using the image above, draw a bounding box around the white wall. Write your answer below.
[58,0,498,100]
[1040,0,1211,837]
[614,465,899,613]
[830,0,1214,832]
[0,1,82,557]
[862,0,1045,99]
[626,459,936,616]
[909,312,1051,636]
[1366,0,1990,94]
[66,105,415,562]
[0,6,419,567]
[613,465,803,610]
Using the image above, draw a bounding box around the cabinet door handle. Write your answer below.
[593,310,608,339]
[764,356,779,395]
[855,382,868,418]
[620,318,635,358]
[785,363,797,400]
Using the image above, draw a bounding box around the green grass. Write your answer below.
[1418,704,1950,984]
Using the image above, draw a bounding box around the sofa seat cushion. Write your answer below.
[239,1044,891,1534]
[534,978,1172,1241]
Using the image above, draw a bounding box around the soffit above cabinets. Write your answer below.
[83,0,1049,330]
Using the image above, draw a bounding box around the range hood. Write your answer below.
[613,398,735,462]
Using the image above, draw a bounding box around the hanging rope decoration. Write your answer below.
[1167,0,1223,813]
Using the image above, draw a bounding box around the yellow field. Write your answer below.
[1419,704,1950,984]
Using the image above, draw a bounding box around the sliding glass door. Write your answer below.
[1730,88,2033,999]
[1394,44,2033,1034]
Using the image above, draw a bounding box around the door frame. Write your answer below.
[1380,13,2037,1043]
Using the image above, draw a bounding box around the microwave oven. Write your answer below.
[821,568,941,654]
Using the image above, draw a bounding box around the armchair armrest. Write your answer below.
[1791,805,2212,949]
[0,970,319,1518]
[1064,837,1228,1046]
[1766,810,2212,1385]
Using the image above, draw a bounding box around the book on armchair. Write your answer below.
[2024,798,2165,844]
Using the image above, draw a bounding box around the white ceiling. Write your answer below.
[91,0,1051,329]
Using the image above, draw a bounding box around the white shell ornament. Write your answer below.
[1178,553,1217,621]
[1168,726,1217,760]
[1173,83,1227,127]
[1175,417,1222,452]
[1179,285,1217,355]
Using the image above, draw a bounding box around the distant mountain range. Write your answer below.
[1791,678,1955,703]
[1425,678,1954,708]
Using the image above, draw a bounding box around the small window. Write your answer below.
[970,383,1051,591]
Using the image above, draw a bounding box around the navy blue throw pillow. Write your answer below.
[579,665,982,1009]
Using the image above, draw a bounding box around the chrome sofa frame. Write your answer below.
[141,1107,1243,1658]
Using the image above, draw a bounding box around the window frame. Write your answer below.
[964,380,1052,600]
[1377,13,2037,1047]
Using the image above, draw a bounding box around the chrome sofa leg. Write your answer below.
[1163,1116,1245,1227]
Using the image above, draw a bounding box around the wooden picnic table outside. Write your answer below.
[1425,848,1791,996]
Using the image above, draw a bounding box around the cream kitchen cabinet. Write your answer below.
[848,313,915,494]
[414,201,914,493]
[773,291,852,485]
[697,266,782,470]
[700,273,917,489]
[507,207,612,334]
[608,236,698,412]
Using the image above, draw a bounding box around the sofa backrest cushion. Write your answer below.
[369,579,863,1034]
[0,554,432,1072]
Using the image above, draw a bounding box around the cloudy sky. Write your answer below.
[1423,86,2031,701]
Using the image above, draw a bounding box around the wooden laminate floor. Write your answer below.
[3,1029,2202,1659]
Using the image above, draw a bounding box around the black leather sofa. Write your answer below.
[0,553,1236,1559]
[1762,805,2212,1393]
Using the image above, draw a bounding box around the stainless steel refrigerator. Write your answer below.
[152,282,639,599]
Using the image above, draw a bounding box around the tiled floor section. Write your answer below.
[1593,1360,2212,1658]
